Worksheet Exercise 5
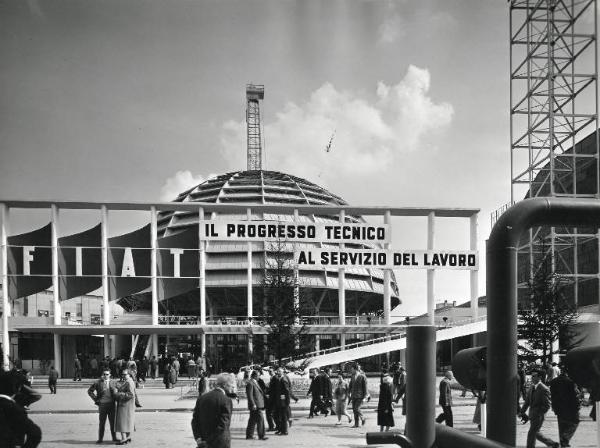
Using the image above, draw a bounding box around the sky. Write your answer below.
[0,0,519,316]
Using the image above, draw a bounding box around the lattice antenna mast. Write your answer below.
[246,84,265,171]
[509,0,599,306]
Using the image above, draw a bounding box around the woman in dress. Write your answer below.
[377,371,395,432]
[333,373,352,425]
[113,369,136,444]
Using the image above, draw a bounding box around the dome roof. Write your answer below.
[158,170,349,236]
[175,170,346,206]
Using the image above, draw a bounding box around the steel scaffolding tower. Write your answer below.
[246,84,265,171]
[510,0,600,306]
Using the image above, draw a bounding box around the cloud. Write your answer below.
[220,65,453,186]
[159,170,215,201]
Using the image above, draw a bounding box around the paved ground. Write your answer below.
[27,379,600,447]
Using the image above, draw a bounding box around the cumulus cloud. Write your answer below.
[220,65,453,186]
[160,170,215,201]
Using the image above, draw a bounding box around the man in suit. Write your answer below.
[246,370,268,440]
[191,373,235,448]
[348,363,369,427]
[87,368,118,444]
[436,370,454,427]
[550,366,580,448]
[269,367,293,435]
[520,369,559,448]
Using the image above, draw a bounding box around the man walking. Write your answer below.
[435,370,454,427]
[48,366,58,394]
[87,368,118,444]
[520,369,559,448]
[550,366,580,448]
[191,373,235,448]
[246,370,268,440]
[348,363,369,427]
[74,355,82,381]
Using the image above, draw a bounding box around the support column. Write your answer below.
[338,209,346,326]
[405,325,436,448]
[247,208,253,357]
[150,206,159,365]
[151,334,158,359]
[427,212,435,325]
[101,205,111,357]
[1,204,9,371]
[470,213,479,346]
[150,207,158,325]
[315,334,320,352]
[199,208,206,325]
[338,210,346,349]
[383,211,391,325]
[51,205,62,374]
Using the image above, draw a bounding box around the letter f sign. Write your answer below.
[23,246,35,275]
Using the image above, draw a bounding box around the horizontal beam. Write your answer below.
[0,200,479,218]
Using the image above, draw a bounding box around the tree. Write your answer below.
[518,247,579,365]
[258,239,311,366]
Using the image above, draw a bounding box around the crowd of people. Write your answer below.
[1,353,597,448]
[190,361,406,447]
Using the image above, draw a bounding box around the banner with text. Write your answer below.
[199,220,390,243]
[295,249,478,270]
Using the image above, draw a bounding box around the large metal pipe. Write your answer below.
[487,197,600,445]
[366,432,413,447]
[435,425,512,448]
[405,325,436,448]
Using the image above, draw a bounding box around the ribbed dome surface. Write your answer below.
[178,170,345,204]
[158,170,348,235]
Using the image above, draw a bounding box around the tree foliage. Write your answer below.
[258,239,310,365]
[517,247,579,364]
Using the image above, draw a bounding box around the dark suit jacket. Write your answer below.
[191,388,232,448]
[246,379,265,410]
[523,382,551,418]
[269,375,291,408]
[438,378,452,407]
[550,375,580,422]
[87,379,115,404]
[350,372,368,400]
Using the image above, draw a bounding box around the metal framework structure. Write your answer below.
[246,84,265,171]
[509,0,600,305]
[0,199,479,372]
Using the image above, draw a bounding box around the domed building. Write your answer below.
[118,170,400,369]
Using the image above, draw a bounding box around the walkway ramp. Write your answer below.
[294,317,487,371]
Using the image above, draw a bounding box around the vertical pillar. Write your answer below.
[1,204,9,371]
[150,206,159,365]
[427,212,435,325]
[51,205,62,374]
[247,208,253,357]
[150,206,158,325]
[470,213,479,346]
[383,211,391,325]
[315,334,320,352]
[338,210,346,325]
[101,205,111,357]
[339,210,346,349]
[151,334,158,359]
[405,325,436,448]
[199,208,206,325]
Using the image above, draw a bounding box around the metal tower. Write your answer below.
[509,0,599,306]
[246,84,265,171]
